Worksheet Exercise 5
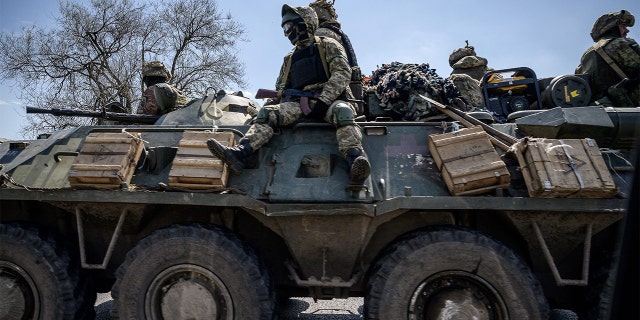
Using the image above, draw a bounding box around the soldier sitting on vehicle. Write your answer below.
[576,9,639,108]
[447,41,491,108]
[309,0,363,113]
[207,4,370,186]
[137,61,189,115]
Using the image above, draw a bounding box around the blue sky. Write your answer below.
[1,0,638,140]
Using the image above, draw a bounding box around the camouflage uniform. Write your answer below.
[138,61,189,115]
[208,4,369,185]
[309,0,342,42]
[448,43,491,81]
[255,5,360,156]
[447,43,490,107]
[576,10,639,107]
[309,0,363,112]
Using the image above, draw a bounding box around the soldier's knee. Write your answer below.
[332,103,355,127]
[255,106,283,127]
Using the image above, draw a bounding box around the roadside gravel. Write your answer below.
[95,293,365,319]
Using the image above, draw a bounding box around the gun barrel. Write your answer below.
[26,106,102,117]
[104,113,159,124]
[25,106,52,114]
[25,106,159,124]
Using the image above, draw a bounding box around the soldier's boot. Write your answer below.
[346,148,371,186]
[207,137,253,174]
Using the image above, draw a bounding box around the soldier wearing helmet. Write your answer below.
[576,10,640,108]
[447,41,491,108]
[207,4,370,186]
[138,61,189,115]
[309,0,363,112]
[448,41,491,82]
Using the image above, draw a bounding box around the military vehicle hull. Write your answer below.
[0,89,637,319]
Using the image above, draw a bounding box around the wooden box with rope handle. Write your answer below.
[428,126,511,196]
[513,137,617,198]
[68,131,144,189]
[168,130,235,189]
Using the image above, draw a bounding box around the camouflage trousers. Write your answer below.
[245,100,363,157]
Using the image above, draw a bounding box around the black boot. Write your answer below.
[346,148,371,186]
[207,137,253,174]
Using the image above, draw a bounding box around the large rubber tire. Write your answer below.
[0,223,79,319]
[364,227,549,320]
[550,309,579,320]
[111,224,274,319]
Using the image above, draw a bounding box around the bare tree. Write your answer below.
[0,0,246,138]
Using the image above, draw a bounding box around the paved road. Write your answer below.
[95,293,365,319]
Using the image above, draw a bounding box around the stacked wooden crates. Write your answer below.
[168,131,235,189]
[513,137,617,198]
[68,132,144,189]
[428,126,510,195]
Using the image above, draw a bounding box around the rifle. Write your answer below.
[255,88,362,115]
[256,89,320,115]
[26,103,160,125]
[255,88,321,99]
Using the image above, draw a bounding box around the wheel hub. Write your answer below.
[147,264,232,320]
[0,261,39,319]
[409,271,507,320]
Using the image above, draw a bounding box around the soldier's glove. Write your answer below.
[309,99,330,119]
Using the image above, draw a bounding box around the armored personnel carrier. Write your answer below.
[0,71,637,319]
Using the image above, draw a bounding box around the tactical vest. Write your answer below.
[318,26,364,110]
[290,42,329,90]
[322,24,358,68]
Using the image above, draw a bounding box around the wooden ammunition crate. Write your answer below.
[513,138,617,198]
[68,132,144,188]
[168,131,235,189]
[428,126,510,195]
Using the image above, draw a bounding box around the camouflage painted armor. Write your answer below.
[576,10,640,107]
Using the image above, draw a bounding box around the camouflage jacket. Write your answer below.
[138,83,189,115]
[576,36,640,105]
[316,26,342,42]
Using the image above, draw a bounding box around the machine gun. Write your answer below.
[26,102,160,124]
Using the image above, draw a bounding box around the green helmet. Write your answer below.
[448,43,477,67]
[590,9,635,41]
[142,61,172,80]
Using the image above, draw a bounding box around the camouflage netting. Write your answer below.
[364,62,468,120]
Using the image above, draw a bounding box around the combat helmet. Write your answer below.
[142,61,172,81]
[590,9,635,41]
[448,41,477,67]
[282,4,319,36]
[309,0,338,24]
